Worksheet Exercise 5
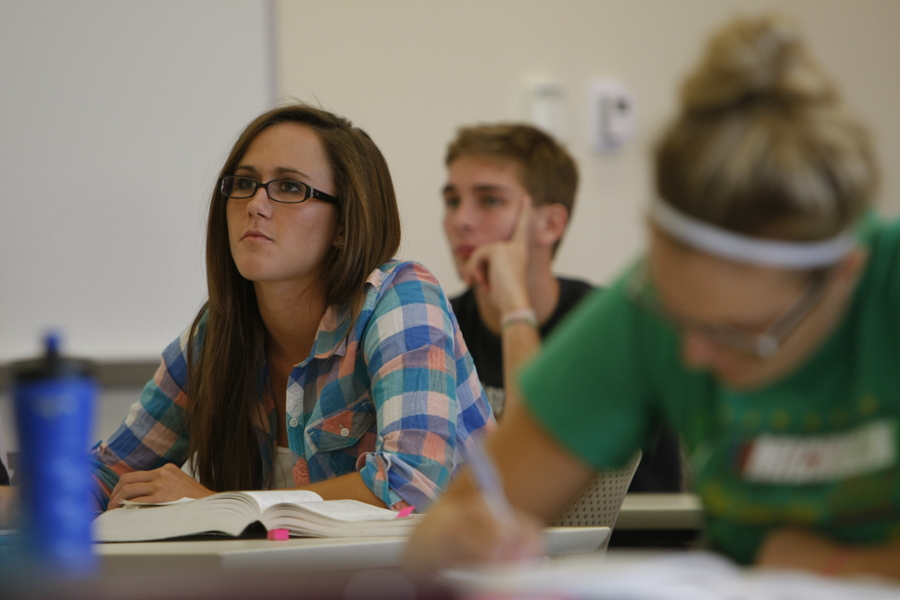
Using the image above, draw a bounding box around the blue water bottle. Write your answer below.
[12,333,98,577]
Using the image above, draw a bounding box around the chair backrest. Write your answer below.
[550,450,642,530]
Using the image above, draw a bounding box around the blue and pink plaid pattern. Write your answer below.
[90,261,493,511]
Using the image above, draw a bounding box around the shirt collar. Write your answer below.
[309,267,386,359]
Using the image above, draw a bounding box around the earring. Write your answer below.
[335,237,345,248]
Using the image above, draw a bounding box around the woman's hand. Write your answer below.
[0,485,18,528]
[757,528,900,580]
[107,463,214,510]
[403,488,545,572]
[756,529,842,573]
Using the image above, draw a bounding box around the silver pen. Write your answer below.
[465,432,515,524]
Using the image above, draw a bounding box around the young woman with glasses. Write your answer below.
[90,104,492,513]
[406,15,900,579]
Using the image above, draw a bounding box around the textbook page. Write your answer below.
[242,490,324,512]
[294,499,401,522]
[121,490,323,510]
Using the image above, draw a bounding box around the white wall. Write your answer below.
[3,0,897,359]
[275,0,900,296]
[0,0,275,362]
[3,0,899,451]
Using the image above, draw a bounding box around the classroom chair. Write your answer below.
[550,451,642,555]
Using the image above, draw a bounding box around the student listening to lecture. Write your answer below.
[441,124,681,491]
[407,15,900,579]
[90,104,492,512]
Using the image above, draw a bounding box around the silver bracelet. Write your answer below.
[500,308,538,330]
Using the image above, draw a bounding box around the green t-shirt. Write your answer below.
[520,217,900,564]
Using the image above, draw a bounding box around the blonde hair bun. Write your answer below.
[655,13,878,241]
[681,14,838,113]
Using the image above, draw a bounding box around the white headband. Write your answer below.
[650,199,856,269]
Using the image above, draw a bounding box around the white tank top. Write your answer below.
[272,446,295,489]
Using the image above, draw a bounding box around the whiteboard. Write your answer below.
[0,0,275,362]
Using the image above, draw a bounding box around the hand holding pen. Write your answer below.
[402,432,544,571]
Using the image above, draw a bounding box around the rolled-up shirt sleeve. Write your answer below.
[357,263,466,510]
[88,329,194,511]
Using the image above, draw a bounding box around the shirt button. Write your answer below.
[289,418,299,428]
[340,427,349,437]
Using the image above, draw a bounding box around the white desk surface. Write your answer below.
[96,526,610,572]
[444,549,900,600]
[97,535,407,571]
[615,492,704,530]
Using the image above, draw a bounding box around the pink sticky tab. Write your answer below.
[267,528,290,541]
[396,506,415,519]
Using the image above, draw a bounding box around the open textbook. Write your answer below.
[94,490,420,542]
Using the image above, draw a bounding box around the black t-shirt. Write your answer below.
[451,277,594,391]
[450,278,682,493]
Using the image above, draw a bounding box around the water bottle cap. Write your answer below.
[11,332,95,382]
[45,331,61,356]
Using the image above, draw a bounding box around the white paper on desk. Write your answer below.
[443,552,900,600]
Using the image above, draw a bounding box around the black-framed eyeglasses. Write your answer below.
[627,259,835,359]
[219,176,339,205]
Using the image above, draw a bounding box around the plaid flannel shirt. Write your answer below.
[90,261,493,511]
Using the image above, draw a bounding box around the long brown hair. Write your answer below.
[655,14,878,242]
[186,103,401,492]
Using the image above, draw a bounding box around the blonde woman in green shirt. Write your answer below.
[406,14,900,579]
